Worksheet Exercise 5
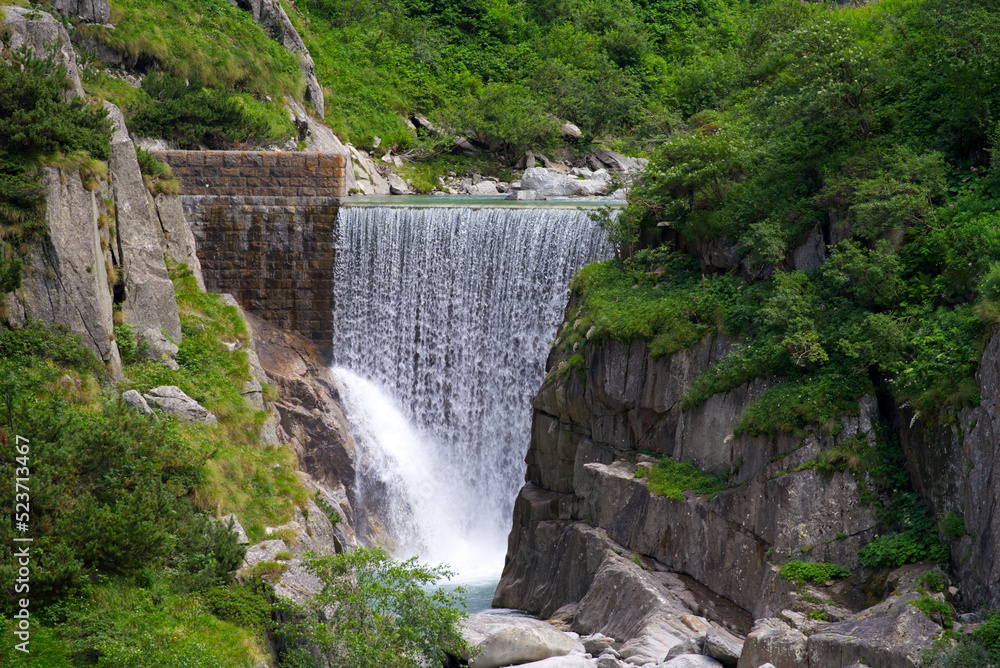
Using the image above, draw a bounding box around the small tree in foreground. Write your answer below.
[278,546,467,668]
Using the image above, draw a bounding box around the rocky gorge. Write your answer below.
[5,1,1000,667]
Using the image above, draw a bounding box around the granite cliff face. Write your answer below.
[495,291,1000,666]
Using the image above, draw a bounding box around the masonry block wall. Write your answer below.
[152,150,345,198]
[154,150,346,347]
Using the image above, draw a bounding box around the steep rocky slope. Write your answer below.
[495,295,1000,665]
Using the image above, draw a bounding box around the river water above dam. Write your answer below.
[331,203,611,607]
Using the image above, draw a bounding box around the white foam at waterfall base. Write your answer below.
[333,366,506,579]
[332,204,611,607]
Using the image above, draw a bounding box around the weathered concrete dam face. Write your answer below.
[153,150,346,347]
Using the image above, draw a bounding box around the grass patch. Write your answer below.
[734,372,869,438]
[118,264,308,540]
[911,592,954,629]
[83,0,303,99]
[779,560,849,585]
[2,579,270,668]
[641,458,727,500]
[562,254,731,360]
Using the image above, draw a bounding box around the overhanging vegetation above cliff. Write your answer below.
[568,0,1000,435]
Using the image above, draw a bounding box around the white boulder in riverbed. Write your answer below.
[464,613,586,668]
[520,167,608,197]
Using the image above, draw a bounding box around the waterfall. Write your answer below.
[332,204,611,574]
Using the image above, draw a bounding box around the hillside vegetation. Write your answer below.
[555,1,1000,647]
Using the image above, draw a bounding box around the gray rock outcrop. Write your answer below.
[50,0,110,23]
[1,7,84,97]
[154,193,205,292]
[247,312,358,541]
[219,513,250,544]
[143,386,217,424]
[893,327,1000,610]
[10,167,123,378]
[348,145,390,195]
[737,587,941,668]
[106,102,183,347]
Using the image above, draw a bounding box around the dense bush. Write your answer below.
[277,547,467,668]
[129,74,292,149]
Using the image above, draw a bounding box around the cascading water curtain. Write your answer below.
[332,204,611,567]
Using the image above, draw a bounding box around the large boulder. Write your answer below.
[507,190,548,201]
[520,168,607,197]
[143,386,218,424]
[348,145,390,195]
[658,656,723,668]
[463,614,583,668]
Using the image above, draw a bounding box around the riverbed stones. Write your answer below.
[463,614,583,668]
[520,167,608,197]
[506,189,548,201]
[657,657,724,668]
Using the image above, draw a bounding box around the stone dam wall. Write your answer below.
[153,150,346,347]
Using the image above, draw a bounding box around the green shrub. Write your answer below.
[276,547,467,668]
[778,560,849,585]
[444,81,560,158]
[0,321,104,375]
[941,511,966,540]
[918,571,946,594]
[202,582,271,631]
[911,592,953,629]
[974,614,1000,662]
[130,74,293,149]
[114,322,150,366]
[858,530,948,570]
[642,458,727,500]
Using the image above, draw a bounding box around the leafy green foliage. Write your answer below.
[0,321,104,375]
[277,547,467,668]
[940,511,966,540]
[778,560,849,585]
[859,490,950,570]
[641,457,727,500]
[113,323,149,366]
[445,81,560,157]
[918,571,946,594]
[0,359,243,611]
